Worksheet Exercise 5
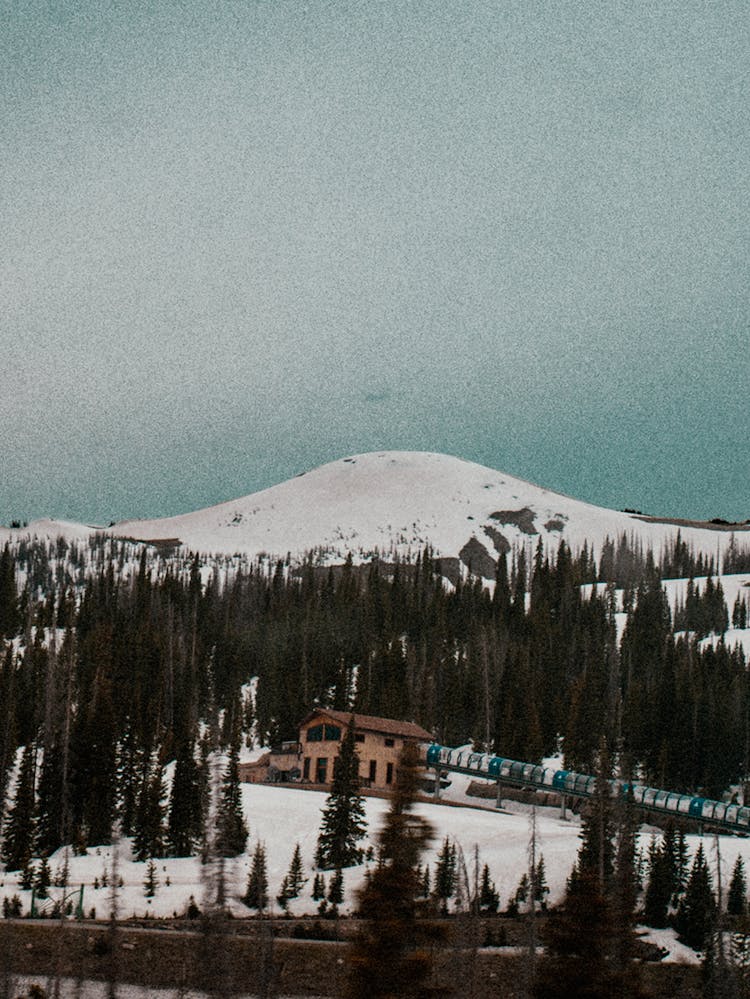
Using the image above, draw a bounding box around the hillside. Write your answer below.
[0,776,710,967]
[108,452,749,568]
[5,452,744,575]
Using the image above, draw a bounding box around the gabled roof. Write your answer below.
[300,707,432,742]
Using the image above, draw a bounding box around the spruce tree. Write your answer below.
[284,843,306,898]
[328,868,344,907]
[276,875,292,911]
[312,872,325,901]
[144,858,159,898]
[34,854,51,899]
[315,722,367,870]
[643,839,672,928]
[729,857,747,918]
[35,746,66,857]
[675,844,716,951]
[167,739,203,857]
[1,743,36,871]
[216,742,248,858]
[132,758,166,862]
[244,841,269,911]
[433,836,457,914]
[532,856,550,909]
[479,863,499,913]
[0,545,20,638]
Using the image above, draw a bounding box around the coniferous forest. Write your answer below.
[0,531,748,865]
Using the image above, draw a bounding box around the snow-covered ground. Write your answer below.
[1,777,745,965]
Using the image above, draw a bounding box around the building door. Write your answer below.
[316,757,328,783]
[369,760,377,785]
[386,762,394,785]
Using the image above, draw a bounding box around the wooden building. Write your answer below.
[238,742,301,784]
[297,708,433,790]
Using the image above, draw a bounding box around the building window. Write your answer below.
[386,762,394,785]
[369,760,377,783]
[316,758,328,783]
[303,757,310,780]
[384,738,395,747]
[307,723,342,742]
[354,733,365,743]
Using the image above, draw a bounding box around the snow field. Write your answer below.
[3,778,748,968]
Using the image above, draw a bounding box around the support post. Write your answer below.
[495,778,503,809]
[560,793,567,820]
[434,767,441,800]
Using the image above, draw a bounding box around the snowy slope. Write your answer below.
[107,451,748,567]
[0,517,97,545]
[3,452,748,572]
[0,780,741,966]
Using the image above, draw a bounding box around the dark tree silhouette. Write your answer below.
[347,742,444,999]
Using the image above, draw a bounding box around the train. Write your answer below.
[425,744,750,833]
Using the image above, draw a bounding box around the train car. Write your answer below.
[552,770,569,792]
[424,745,750,835]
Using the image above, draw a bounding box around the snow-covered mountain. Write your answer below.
[100,452,750,570]
[3,451,748,572]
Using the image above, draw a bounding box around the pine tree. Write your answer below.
[674,828,689,902]
[167,739,203,857]
[513,872,530,909]
[532,856,550,909]
[132,758,166,862]
[312,872,325,901]
[244,841,269,912]
[19,859,35,890]
[144,858,159,897]
[433,836,457,914]
[347,742,443,999]
[0,545,20,638]
[643,839,672,928]
[328,868,344,908]
[35,745,66,858]
[479,863,499,913]
[1,744,37,871]
[729,856,748,918]
[216,742,248,858]
[34,854,51,899]
[276,875,292,912]
[284,843,306,898]
[676,844,716,951]
[315,722,367,870]
[420,863,431,899]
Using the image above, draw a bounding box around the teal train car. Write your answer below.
[424,744,750,833]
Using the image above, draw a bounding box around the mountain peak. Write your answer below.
[102,450,746,569]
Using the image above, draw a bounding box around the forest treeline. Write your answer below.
[0,530,749,859]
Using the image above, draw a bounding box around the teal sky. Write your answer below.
[2,1,748,525]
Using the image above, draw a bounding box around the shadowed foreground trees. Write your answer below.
[534,746,646,999]
[347,742,446,999]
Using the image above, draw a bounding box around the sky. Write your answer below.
[2,1,748,526]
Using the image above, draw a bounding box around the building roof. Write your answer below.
[238,752,270,769]
[300,707,433,742]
